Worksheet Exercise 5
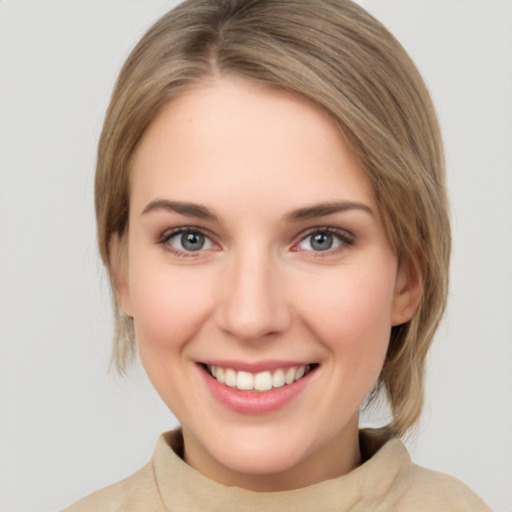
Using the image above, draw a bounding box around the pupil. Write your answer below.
[181,232,204,251]
[311,233,333,251]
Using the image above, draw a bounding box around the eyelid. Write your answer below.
[292,226,355,253]
[155,226,219,256]
[155,225,354,257]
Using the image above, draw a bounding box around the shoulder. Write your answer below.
[61,430,186,512]
[359,429,492,511]
[395,463,492,511]
[61,461,165,512]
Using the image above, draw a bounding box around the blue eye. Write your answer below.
[297,229,352,252]
[164,229,214,253]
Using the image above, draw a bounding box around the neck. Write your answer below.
[182,415,361,491]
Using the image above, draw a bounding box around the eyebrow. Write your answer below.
[283,201,374,222]
[141,199,373,223]
[141,199,219,221]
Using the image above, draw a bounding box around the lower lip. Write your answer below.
[199,365,316,415]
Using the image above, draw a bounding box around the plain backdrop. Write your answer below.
[1,1,511,511]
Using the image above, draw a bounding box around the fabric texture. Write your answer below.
[62,429,491,512]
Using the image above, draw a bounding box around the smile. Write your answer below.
[206,364,316,392]
[199,361,320,414]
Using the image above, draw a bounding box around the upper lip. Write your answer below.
[198,359,316,373]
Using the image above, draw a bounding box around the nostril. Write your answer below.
[214,265,292,340]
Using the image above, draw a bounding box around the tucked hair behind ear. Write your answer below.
[96,0,450,436]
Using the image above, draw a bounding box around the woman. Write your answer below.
[64,0,491,510]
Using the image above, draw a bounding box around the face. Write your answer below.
[118,76,418,490]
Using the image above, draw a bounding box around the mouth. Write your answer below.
[201,363,319,393]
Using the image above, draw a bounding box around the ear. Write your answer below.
[391,263,422,326]
[109,233,133,317]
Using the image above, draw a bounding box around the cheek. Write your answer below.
[128,256,215,352]
[296,262,396,366]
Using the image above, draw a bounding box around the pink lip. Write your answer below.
[198,363,317,415]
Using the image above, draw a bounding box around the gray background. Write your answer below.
[1,1,511,511]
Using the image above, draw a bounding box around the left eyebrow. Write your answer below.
[283,201,374,222]
[141,199,219,221]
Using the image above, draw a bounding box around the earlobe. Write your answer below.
[391,264,422,326]
[109,233,133,317]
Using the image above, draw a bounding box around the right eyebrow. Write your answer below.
[141,199,219,221]
[283,200,374,223]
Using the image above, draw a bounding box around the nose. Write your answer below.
[215,247,292,342]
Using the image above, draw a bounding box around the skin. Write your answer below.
[115,76,420,491]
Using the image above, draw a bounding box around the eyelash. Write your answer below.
[155,227,216,257]
[155,226,354,257]
[293,227,354,256]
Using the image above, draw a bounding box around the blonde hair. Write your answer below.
[96,0,450,436]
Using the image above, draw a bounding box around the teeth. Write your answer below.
[224,368,237,387]
[295,365,305,381]
[254,371,272,391]
[272,369,285,388]
[207,364,312,392]
[285,367,296,385]
[237,371,254,390]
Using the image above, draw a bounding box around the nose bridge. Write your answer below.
[216,242,290,341]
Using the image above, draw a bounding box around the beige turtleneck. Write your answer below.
[62,429,491,511]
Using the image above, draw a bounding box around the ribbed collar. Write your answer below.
[152,429,411,512]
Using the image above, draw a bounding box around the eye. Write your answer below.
[297,228,353,253]
[160,228,215,254]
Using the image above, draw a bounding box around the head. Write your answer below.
[96,0,450,439]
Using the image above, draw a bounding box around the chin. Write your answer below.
[187,421,334,487]
[221,442,306,476]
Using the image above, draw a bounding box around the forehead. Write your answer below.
[129,76,376,217]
